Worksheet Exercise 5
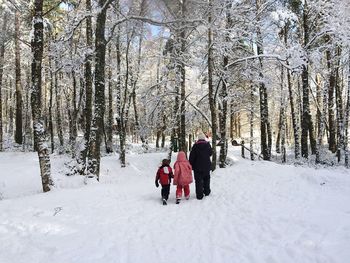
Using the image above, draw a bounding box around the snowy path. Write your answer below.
[0,149,350,263]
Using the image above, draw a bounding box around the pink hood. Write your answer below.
[173,151,193,186]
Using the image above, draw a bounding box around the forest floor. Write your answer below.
[0,146,350,263]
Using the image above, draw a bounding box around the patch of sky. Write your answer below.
[59,2,74,12]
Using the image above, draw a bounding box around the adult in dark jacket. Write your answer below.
[189,132,212,200]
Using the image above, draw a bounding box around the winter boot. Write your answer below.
[162,199,167,205]
[176,199,181,204]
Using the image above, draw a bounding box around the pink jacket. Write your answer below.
[173,151,193,186]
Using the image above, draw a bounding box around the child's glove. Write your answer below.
[155,181,159,188]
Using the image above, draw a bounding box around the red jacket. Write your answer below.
[155,165,173,186]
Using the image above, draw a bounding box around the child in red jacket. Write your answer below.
[173,151,193,204]
[155,159,173,205]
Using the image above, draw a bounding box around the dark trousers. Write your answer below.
[161,184,170,200]
[194,171,211,200]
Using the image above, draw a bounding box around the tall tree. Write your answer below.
[48,40,55,153]
[117,23,133,168]
[0,11,8,151]
[31,0,53,192]
[207,0,217,170]
[325,35,337,153]
[344,52,350,168]
[299,0,317,158]
[78,0,94,173]
[249,84,255,161]
[87,0,111,179]
[178,0,187,153]
[335,46,344,162]
[218,0,231,168]
[256,0,272,160]
[105,44,114,153]
[55,59,64,152]
[14,10,23,144]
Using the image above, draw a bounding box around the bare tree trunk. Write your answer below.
[237,113,241,137]
[219,0,231,168]
[23,68,32,150]
[280,67,287,163]
[301,66,311,158]
[106,44,113,153]
[301,2,316,158]
[0,12,8,151]
[156,59,165,149]
[276,80,283,154]
[161,114,166,148]
[276,65,287,162]
[67,70,78,158]
[316,74,322,138]
[79,0,93,173]
[335,46,344,162]
[9,80,14,137]
[344,52,350,168]
[208,0,217,170]
[131,73,143,146]
[118,33,133,168]
[230,100,234,140]
[156,130,161,148]
[161,128,166,148]
[173,81,180,153]
[325,37,337,153]
[256,0,271,161]
[87,0,109,179]
[250,84,255,161]
[188,133,192,151]
[48,40,54,153]
[55,65,64,152]
[118,27,139,167]
[301,5,309,159]
[178,0,187,153]
[15,11,23,145]
[276,115,281,154]
[31,0,53,192]
[257,58,270,160]
[115,2,123,164]
[168,128,175,161]
[281,117,286,163]
[155,57,163,150]
[287,68,300,159]
[133,25,145,145]
[315,74,325,164]
[278,24,291,157]
[168,37,180,158]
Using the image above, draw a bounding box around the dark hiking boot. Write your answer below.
[176,199,181,204]
[162,199,167,205]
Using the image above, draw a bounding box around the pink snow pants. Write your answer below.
[176,185,190,199]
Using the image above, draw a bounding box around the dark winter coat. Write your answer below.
[189,140,212,172]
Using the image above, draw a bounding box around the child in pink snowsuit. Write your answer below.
[173,151,193,204]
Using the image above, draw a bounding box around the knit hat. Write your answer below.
[197,131,206,141]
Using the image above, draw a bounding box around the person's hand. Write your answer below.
[155,181,159,188]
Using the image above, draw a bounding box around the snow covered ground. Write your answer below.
[0,147,350,263]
